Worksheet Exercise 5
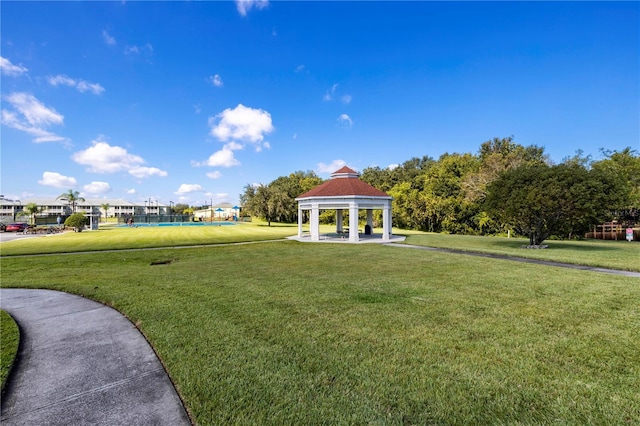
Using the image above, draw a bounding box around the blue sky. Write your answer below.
[1,1,638,206]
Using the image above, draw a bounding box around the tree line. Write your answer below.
[240,137,639,244]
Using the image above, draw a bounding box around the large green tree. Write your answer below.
[484,164,626,245]
[241,184,273,225]
[173,203,190,215]
[240,171,323,225]
[591,147,640,224]
[390,153,478,233]
[361,156,434,193]
[57,190,85,213]
[268,171,323,222]
[463,136,548,202]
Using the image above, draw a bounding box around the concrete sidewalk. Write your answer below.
[388,243,640,278]
[0,289,191,425]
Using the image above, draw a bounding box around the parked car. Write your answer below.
[5,223,28,232]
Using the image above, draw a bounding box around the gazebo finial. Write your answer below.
[331,166,359,179]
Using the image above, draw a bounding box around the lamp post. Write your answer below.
[169,201,174,222]
[210,198,213,223]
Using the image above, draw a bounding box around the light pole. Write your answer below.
[169,201,174,222]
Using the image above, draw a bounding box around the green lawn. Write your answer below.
[404,233,640,272]
[1,310,20,392]
[0,222,296,256]
[1,240,638,424]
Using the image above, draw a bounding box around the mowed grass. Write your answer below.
[404,234,640,272]
[2,241,639,424]
[0,222,296,256]
[1,310,20,391]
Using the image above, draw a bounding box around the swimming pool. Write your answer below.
[118,222,236,228]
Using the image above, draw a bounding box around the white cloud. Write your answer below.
[71,138,167,178]
[204,146,241,168]
[129,166,168,179]
[175,184,204,195]
[317,159,347,174]
[198,105,273,170]
[4,92,63,126]
[209,104,273,144]
[206,171,222,179]
[323,84,339,102]
[125,188,137,194]
[84,181,111,194]
[323,84,351,104]
[72,140,144,173]
[295,64,305,73]
[1,110,66,143]
[124,43,153,56]
[225,141,244,151]
[209,74,223,87]
[1,93,67,143]
[205,192,231,204]
[102,30,116,46]
[236,0,269,16]
[47,75,105,95]
[388,164,399,170]
[47,75,75,86]
[38,172,77,188]
[337,113,353,128]
[0,56,28,77]
[76,80,105,95]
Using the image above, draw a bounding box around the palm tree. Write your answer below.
[100,203,110,222]
[57,189,85,213]
[23,203,41,226]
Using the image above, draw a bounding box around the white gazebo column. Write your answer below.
[336,209,343,233]
[310,204,320,241]
[349,203,359,242]
[298,206,303,237]
[366,209,373,234]
[382,203,391,241]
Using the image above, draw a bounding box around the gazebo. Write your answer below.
[295,166,393,242]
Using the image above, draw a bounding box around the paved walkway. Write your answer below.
[388,243,640,278]
[0,289,191,426]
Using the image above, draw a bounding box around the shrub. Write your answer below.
[64,213,88,232]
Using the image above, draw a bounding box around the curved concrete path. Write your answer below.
[0,289,191,426]
[388,243,640,278]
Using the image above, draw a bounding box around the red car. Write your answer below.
[5,223,29,232]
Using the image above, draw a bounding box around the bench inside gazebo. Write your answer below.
[294,166,402,243]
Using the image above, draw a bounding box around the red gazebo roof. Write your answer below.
[297,167,390,198]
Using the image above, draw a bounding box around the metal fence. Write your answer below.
[117,215,193,224]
